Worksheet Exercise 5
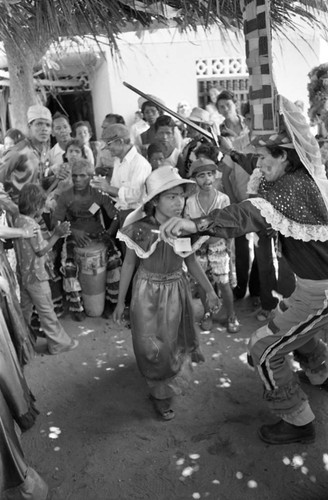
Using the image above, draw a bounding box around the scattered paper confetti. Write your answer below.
[182,467,194,477]
[49,427,61,434]
[247,480,257,488]
[48,432,59,439]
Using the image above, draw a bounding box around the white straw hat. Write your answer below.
[188,107,211,124]
[143,166,195,204]
[123,166,195,228]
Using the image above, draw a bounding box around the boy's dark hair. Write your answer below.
[154,115,176,132]
[141,100,164,117]
[147,142,164,160]
[217,90,237,104]
[72,120,93,137]
[63,139,87,162]
[18,184,46,215]
[104,113,125,125]
[52,112,70,125]
[64,139,85,155]
[195,144,219,163]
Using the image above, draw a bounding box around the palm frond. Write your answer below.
[0,0,328,54]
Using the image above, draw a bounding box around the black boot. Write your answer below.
[258,419,315,445]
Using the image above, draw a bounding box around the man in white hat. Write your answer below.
[0,104,52,203]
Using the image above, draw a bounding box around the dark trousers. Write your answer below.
[254,234,295,311]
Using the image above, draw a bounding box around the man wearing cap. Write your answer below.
[91,124,151,224]
[0,105,53,203]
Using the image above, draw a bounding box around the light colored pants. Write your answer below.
[249,277,328,425]
[20,280,72,354]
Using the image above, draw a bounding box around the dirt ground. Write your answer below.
[22,296,328,500]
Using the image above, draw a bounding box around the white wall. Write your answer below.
[90,24,327,132]
[90,55,112,139]
[103,27,246,127]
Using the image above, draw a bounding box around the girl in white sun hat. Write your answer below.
[113,166,219,421]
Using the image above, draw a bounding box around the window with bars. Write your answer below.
[196,57,249,110]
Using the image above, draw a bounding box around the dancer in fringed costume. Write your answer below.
[161,95,328,444]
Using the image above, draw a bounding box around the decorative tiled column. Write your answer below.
[242,0,278,134]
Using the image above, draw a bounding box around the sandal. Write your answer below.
[149,395,175,421]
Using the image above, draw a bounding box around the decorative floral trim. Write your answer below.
[117,230,209,259]
[249,198,328,242]
[117,231,160,259]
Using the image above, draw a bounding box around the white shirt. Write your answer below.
[49,143,65,166]
[110,145,152,210]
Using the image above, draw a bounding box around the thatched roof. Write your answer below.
[0,0,328,52]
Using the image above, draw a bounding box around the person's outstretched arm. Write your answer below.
[161,200,269,240]
[113,248,138,324]
[0,225,36,239]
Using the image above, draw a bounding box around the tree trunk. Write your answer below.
[3,38,38,134]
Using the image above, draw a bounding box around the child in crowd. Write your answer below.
[3,128,25,154]
[154,116,185,174]
[185,158,240,333]
[194,143,223,191]
[53,159,121,320]
[72,120,98,167]
[147,142,165,170]
[113,166,219,420]
[14,184,78,355]
[45,139,85,213]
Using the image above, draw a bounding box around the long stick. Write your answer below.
[123,81,217,143]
